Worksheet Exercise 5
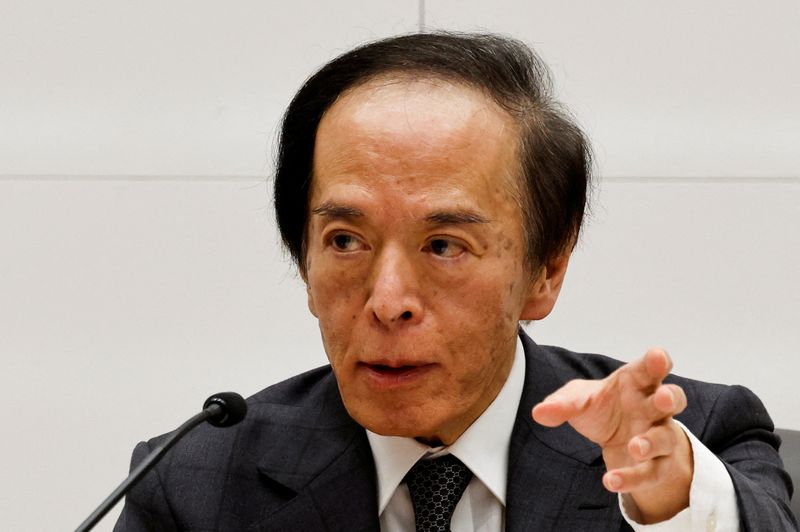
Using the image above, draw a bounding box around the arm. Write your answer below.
[702,385,796,531]
[113,441,179,532]
[532,349,797,530]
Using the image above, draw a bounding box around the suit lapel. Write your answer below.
[254,374,380,531]
[506,332,624,532]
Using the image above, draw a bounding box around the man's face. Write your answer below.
[304,77,548,444]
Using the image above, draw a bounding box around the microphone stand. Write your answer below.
[75,404,222,532]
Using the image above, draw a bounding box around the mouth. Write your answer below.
[360,362,435,388]
[369,363,418,374]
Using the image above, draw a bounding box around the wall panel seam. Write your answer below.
[1,175,798,184]
[0,175,267,182]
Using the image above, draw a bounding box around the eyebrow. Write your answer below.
[310,202,490,226]
[311,202,364,219]
[425,210,490,226]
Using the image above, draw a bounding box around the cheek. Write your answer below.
[434,253,527,367]
[444,256,526,323]
[307,262,368,350]
[310,265,364,307]
[436,274,520,345]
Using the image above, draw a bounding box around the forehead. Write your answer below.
[311,76,521,204]
[323,76,506,144]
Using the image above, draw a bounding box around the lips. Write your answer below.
[359,361,435,389]
[369,364,419,375]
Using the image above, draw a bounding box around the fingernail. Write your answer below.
[605,473,623,491]
[637,438,651,456]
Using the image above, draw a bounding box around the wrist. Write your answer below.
[628,422,694,523]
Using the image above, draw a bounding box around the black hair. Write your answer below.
[274,32,592,273]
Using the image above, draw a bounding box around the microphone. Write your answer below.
[75,392,247,532]
[203,391,248,427]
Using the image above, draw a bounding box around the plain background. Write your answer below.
[1,1,798,530]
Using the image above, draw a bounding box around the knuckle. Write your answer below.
[665,425,677,447]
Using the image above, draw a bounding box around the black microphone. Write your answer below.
[203,391,248,427]
[75,392,247,532]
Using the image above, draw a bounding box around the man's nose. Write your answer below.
[366,247,424,326]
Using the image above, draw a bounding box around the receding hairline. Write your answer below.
[322,69,527,122]
[315,70,525,165]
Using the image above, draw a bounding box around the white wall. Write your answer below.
[1,2,797,530]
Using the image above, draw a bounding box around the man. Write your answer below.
[115,33,796,531]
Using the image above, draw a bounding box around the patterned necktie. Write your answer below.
[404,454,474,532]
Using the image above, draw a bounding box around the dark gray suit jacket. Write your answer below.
[115,333,797,531]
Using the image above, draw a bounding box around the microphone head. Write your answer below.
[203,392,248,428]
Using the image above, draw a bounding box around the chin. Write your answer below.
[346,400,450,441]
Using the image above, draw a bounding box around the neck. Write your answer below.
[414,436,445,448]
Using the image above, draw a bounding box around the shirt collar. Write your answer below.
[367,336,526,513]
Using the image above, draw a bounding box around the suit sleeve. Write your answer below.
[113,441,180,532]
[702,385,797,532]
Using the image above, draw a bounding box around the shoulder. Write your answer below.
[532,342,628,379]
[118,366,364,529]
[147,364,345,465]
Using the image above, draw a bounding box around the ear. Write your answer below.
[520,253,571,321]
[299,266,320,318]
[307,286,319,318]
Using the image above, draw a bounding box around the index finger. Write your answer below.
[531,378,600,427]
[624,348,673,389]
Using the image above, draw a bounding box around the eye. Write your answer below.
[329,232,363,252]
[425,238,466,259]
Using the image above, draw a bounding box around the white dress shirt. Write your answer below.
[367,337,740,531]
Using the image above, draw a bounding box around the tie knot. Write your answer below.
[404,454,473,532]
